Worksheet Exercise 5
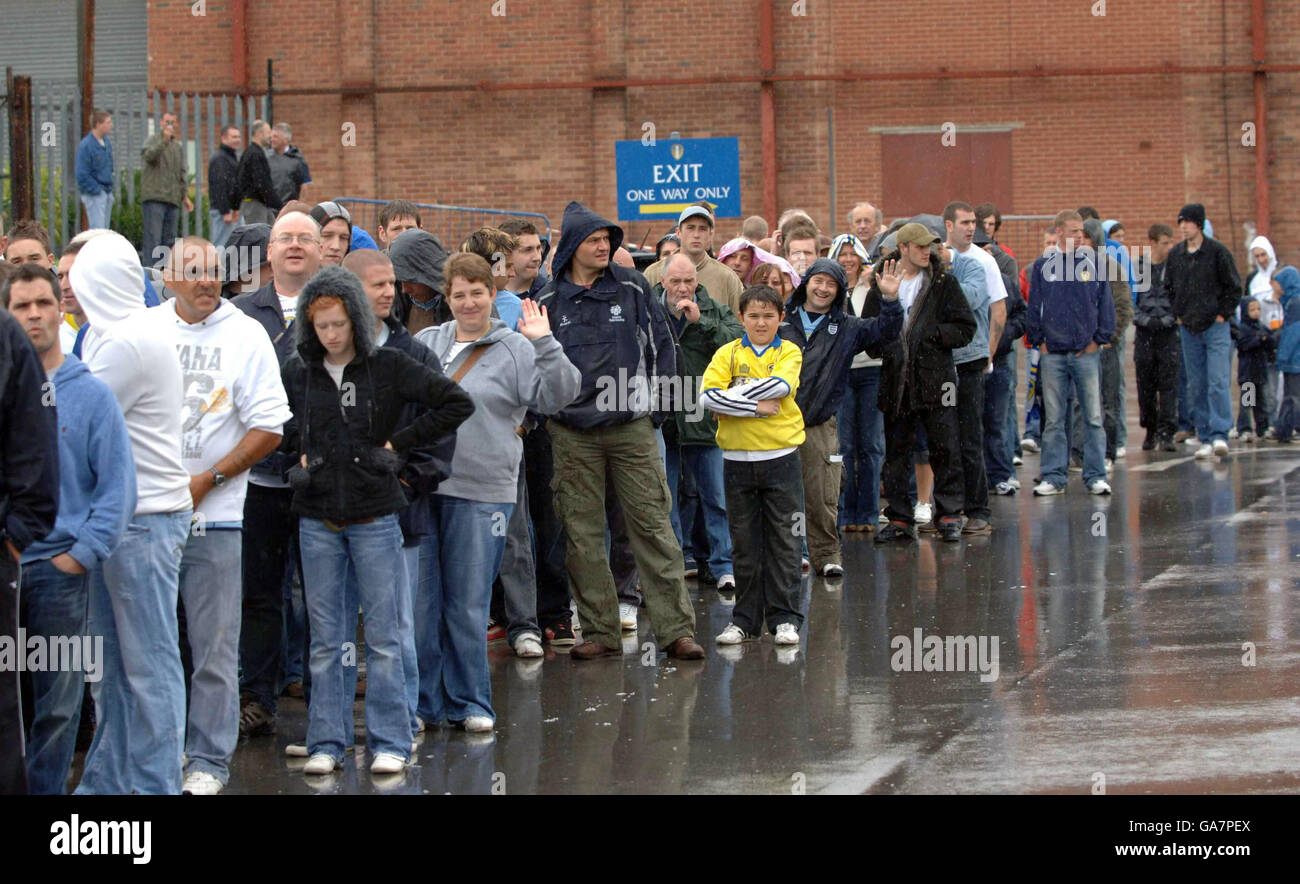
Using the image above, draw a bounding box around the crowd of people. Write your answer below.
[2,113,1298,796]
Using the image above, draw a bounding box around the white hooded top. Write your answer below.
[70,232,193,515]
[1247,235,1283,327]
[143,297,293,522]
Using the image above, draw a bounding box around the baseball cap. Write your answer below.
[677,205,714,227]
[896,222,940,247]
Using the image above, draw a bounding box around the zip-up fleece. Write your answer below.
[1026,248,1116,352]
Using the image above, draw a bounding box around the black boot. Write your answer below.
[1142,431,1156,451]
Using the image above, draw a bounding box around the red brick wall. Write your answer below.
[147,0,1299,268]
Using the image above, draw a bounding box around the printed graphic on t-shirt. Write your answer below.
[176,343,232,459]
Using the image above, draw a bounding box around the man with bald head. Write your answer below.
[848,202,881,241]
[656,250,744,591]
[148,236,290,793]
[232,211,322,738]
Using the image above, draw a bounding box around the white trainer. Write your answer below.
[1088,479,1112,495]
[463,716,494,734]
[1212,439,1229,456]
[1116,446,1127,459]
[774,623,800,645]
[914,502,933,524]
[1033,481,1065,496]
[619,603,638,631]
[715,624,747,645]
[1020,437,1040,453]
[182,770,223,795]
[514,633,544,658]
[716,573,736,591]
[1194,443,1213,459]
[370,753,405,775]
[303,754,336,775]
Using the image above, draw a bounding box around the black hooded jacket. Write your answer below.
[536,201,676,429]
[781,257,903,428]
[389,229,452,328]
[867,248,976,416]
[279,266,474,521]
[0,310,59,551]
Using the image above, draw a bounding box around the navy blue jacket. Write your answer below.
[0,310,59,551]
[780,257,902,428]
[1026,248,1116,352]
[536,201,676,429]
[233,281,298,481]
[1233,314,1274,385]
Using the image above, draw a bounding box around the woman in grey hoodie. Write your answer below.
[414,252,580,733]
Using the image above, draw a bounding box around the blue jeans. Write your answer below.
[1040,351,1106,487]
[665,444,734,577]
[1114,329,1128,447]
[177,529,242,785]
[299,515,409,762]
[415,496,512,724]
[984,351,1016,484]
[19,558,89,794]
[1003,346,1020,467]
[77,511,191,795]
[209,208,235,248]
[836,365,884,526]
[1180,321,1232,444]
[141,200,179,267]
[80,190,113,229]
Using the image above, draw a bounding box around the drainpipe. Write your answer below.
[759,0,777,226]
[1251,0,1269,237]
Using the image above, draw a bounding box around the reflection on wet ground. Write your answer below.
[210,443,1300,794]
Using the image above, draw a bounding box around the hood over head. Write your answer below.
[718,236,788,284]
[551,201,623,281]
[1248,235,1278,298]
[389,228,449,296]
[1082,218,1107,252]
[224,223,271,288]
[788,256,848,312]
[70,231,147,329]
[1273,265,1300,305]
[828,233,871,266]
[294,265,376,360]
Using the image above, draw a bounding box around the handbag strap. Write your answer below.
[450,342,491,384]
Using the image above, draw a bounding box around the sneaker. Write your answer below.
[874,521,916,543]
[463,716,494,734]
[1184,435,1201,446]
[962,517,992,535]
[303,754,337,775]
[683,562,699,579]
[370,753,405,774]
[514,633,544,658]
[1142,432,1157,451]
[543,621,576,647]
[1088,479,1112,495]
[1194,443,1213,459]
[992,480,1016,496]
[821,563,843,577]
[415,717,425,734]
[1013,454,1023,466]
[1241,430,1255,444]
[284,741,309,757]
[1007,477,1021,489]
[486,620,507,643]
[914,502,933,524]
[938,518,963,542]
[238,698,275,738]
[715,624,747,645]
[1212,439,1229,456]
[1174,430,1193,443]
[774,623,799,645]
[1020,437,1040,453]
[1228,427,1240,440]
[619,603,638,632]
[1116,446,1127,459]
[801,557,810,572]
[877,512,890,527]
[1264,427,1277,441]
[182,770,223,795]
[716,573,736,591]
[1033,481,1065,496]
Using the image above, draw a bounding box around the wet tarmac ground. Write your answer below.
[200,433,1300,795]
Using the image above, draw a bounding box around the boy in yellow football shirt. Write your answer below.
[700,284,806,647]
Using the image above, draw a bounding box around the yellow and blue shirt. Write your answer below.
[700,334,804,453]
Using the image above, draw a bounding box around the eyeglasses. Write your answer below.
[272,234,320,246]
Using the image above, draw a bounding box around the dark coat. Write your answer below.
[1233,313,1274,385]
[207,144,240,215]
[655,281,743,447]
[868,249,976,416]
[235,143,280,210]
[0,310,59,551]
[1163,235,1242,334]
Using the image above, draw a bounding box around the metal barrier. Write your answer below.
[333,197,551,250]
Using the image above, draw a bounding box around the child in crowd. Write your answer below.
[1233,297,1274,442]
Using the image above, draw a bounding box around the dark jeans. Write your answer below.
[20,559,90,794]
[837,366,884,526]
[723,452,804,637]
[1100,341,1121,458]
[238,483,300,714]
[956,362,989,519]
[1,555,28,794]
[524,424,571,628]
[489,458,541,643]
[141,200,180,267]
[883,404,964,523]
[984,351,1016,485]
[1134,325,1180,439]
[1236,374,1271,434]
[1177,351,1194,432]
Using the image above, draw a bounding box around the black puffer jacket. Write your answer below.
[279,266,474,522]
[1134,258,1176,329]
[867,248,976,416]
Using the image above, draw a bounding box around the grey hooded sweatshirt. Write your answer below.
[416,319,581,503]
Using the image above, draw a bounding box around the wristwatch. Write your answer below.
[209,467,228,487]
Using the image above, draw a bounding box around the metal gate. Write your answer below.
[332,198,552,250]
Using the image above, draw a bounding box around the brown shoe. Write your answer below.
[282,681,304,699]
[570,641,621,660]
[666,636,706,660]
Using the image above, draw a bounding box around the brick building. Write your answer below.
[146,0,1298,267]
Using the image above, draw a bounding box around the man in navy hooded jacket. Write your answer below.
[783,257,902,576]
[535,202,704,661]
